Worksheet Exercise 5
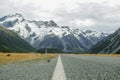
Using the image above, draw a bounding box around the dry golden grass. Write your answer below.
[0,53,57,64]
[80,54,120,57]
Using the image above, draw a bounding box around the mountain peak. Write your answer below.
[44,20,58,27]
[0,13,25,28]
[85,30,94,33]
[28,20,58,27]
[14,13,23,17]
[5,13,23,18]
[1,13,24,21]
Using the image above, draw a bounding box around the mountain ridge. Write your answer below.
[89,28,120,54]
[0,13,108,52]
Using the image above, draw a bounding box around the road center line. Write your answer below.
[52,55,66,80]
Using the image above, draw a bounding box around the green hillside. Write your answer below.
[89,28,120,54]
[0,26,35,52]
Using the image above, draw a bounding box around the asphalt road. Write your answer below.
[61,55,120,80]
[0,55,120,80]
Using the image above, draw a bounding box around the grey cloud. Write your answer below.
[52,2,120,33]
[0,0,38,19]
[0,0,120,33]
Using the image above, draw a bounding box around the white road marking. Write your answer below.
[52,55,66,80]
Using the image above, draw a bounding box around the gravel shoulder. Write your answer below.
[0,57,58,80]
[61,55,120,80]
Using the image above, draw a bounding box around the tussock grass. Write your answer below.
[80,54,120,57]
[0,53,57,64]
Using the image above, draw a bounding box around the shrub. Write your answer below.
[6,54,11,56]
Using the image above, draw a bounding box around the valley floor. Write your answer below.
[0,54,120,80]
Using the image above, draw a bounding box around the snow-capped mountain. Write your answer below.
[0,13,108,52]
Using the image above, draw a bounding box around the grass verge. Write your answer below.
[79,54,120,57]
[0,53,57,64]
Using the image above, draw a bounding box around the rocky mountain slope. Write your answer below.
[0,13,108,52]
[0,26,34,52]
[89,28,120,54]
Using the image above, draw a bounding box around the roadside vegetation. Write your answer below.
[79,54,120,57]
[0,53,57,64]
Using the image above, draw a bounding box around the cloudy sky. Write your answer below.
[0,0,120,33]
